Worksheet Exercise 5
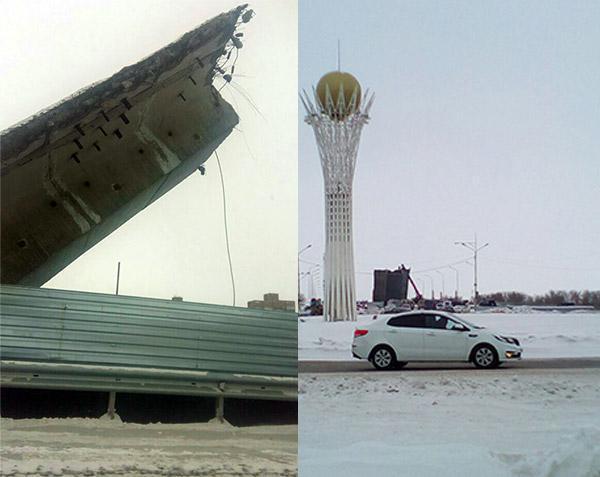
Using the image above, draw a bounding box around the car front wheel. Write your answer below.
[370,345,396,370]
[472,344,499,369]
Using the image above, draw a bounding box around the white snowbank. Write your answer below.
[502,428,600,476]
[299,312,600,361]
[299,369,600,477]
[0,418,297,476]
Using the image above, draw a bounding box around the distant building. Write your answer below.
[373,266,411,304]
[248,293,295,312]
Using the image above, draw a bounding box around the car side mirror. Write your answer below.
[454,325,468,332]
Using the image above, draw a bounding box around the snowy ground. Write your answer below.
[299,368,600,477]
[0,417,297,476]
[299,312,600,361]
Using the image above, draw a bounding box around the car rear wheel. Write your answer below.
[472,344,499,369]
[370,345,396,370]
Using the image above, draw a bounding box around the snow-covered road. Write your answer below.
[0,418,297,476]
[299,312,600,361]
[299,368,600,477]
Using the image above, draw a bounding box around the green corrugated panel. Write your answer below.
[0,285,297,400]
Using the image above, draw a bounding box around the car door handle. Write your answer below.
[425,332,435,336]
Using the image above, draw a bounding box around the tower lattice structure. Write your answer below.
[301,83,373,322]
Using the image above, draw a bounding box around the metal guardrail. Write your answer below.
[0,285,297,401]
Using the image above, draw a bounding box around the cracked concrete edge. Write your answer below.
[0,4,248,163]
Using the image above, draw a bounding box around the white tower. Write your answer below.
[301,72,373,322]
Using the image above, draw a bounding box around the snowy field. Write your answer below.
[0,417,297,476]
[299,312,600,361]
[299,369,600,477]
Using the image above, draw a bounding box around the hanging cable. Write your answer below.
[413,257,472,274]
[215,150,236,306]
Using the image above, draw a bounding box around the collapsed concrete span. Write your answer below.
[1,5,250,286]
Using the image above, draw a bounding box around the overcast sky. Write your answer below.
[1,0,297,307]
[299,0,600,300]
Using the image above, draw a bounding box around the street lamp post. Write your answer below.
[454,235,489,307]
[306,264,320,299]
[422,274,434,300]
[435,270,445,299]
[298,244,312,310]
[448,265,459,299]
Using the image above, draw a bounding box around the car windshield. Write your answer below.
[450,314,484,329]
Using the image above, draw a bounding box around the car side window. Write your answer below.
[425,315,468,330]
[387,314,427,328]
[426,315,448,329]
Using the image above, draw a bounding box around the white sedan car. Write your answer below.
[352,311,522,370]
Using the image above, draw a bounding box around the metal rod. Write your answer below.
[215,395,225,423]
[107,391,116,419]
[115,262,121,295]
[474,234,478,304]
[2,360,297,386]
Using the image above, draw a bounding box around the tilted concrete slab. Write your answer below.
[1,5,250,286]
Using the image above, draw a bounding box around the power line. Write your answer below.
[310,250,598,293]
[355,257,472,276]
[413,257,472,274]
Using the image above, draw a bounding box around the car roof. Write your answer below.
[360,310,465,328]
[378,310,461,322]
[387,310,449,316]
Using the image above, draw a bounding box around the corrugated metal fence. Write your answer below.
[0,285,297,401]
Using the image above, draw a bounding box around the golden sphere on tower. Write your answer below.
[316,71,361,120]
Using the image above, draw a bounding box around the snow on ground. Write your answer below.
[299,312,600,361]
[299,368,600,477]
[0,417,297,476]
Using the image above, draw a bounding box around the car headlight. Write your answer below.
[494,335,520,346]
